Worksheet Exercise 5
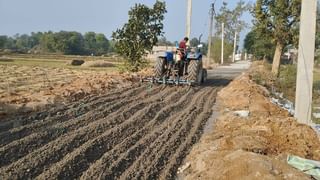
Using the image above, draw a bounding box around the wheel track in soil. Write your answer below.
[0,83,222,180]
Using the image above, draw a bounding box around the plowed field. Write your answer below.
[0,83,221,179]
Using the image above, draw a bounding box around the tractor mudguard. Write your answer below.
[187,52,202,60]
[158,51,174,62]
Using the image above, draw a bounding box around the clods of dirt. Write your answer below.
[182,74,320,180]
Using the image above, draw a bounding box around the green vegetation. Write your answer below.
[209,1,251,63]
[253,0,301,76]
[210,37,233,64]
[112,1,166,72]
[244,29,275,61]
[0,31,110,56]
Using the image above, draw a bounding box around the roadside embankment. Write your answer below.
[181,72,320,179]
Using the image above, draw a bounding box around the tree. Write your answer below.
[112,1,167,72]
[0,36,8,49]
[15,34,32,51]
[157,37,173,46]
[210,36,233,63]
[244,29,275,60]
[214,1,251,42]
[254,0,301,76]
[95,33,109,55]
[84,32,97,54]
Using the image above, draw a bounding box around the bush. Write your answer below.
[70,59,85,66]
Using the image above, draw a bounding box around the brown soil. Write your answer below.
[0,65,152,117]
[0,79,225,179]
[182,74,320,180]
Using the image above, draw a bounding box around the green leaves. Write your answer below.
[253,0,301,47]
[214,1,251,43]
[112,1,167,72]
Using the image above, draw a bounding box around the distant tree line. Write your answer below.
[0,31,111,55]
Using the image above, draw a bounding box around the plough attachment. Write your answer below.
[141,76,195,86]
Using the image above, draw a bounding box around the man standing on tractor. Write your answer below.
[178,37,189,75]
[179,37,189,53]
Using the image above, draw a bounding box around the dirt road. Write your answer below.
[0,61,250,179]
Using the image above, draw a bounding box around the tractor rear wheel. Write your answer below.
[188,60,202,84]
[154,57,166,78]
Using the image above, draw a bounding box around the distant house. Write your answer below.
[147,46,176,61]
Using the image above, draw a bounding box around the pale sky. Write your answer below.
[0,0,253,47]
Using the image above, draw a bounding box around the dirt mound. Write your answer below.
[182,74,320,179]
[218,75,288,117]
[81,60,115,67]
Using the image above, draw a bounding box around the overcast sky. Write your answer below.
[0,0,253,47]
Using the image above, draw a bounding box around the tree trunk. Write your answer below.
[271,42,284,76]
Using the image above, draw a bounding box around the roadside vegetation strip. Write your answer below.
[0,85,147,147]
[115,88,214,179]
[0,86,173,179]
[0,85,156,167]
[36,87,186,179]
[80,87,195,179]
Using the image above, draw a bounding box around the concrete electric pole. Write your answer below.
[186,0,192,41]
[221,22,224,64]
[207,3,215,67]
[294,0,317,124]
[232,31,237,63]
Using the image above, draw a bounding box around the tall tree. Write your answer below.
[112,1,167,72]
[214,1,251,42]
[95,33,109,55]
[0,36,8,49]
[254,0,301,76]
[84,32,97,54]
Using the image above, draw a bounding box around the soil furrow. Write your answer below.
[159,89,218,179]
[36,87,183,179]
[0,85,138,133]
[122,88,212,179]
[80,87,194,179]
[0,86,171,179]
[0,85,154,167]
[108,88,211,179]
[0,85,147,147]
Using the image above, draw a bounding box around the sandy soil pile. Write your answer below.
[182,74,320,180]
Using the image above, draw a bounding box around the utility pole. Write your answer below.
[221,22,224,64]
[232,31,237,63]
[207,3,215,67]
[186,0,192,42]
[295,0,317,124]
